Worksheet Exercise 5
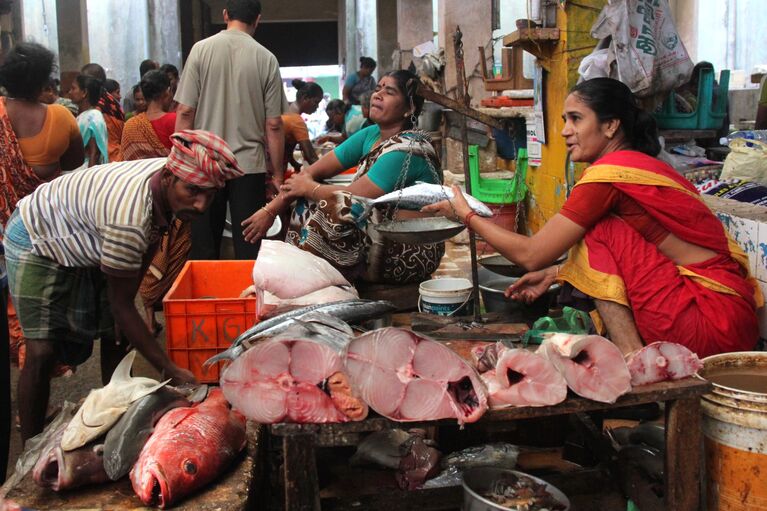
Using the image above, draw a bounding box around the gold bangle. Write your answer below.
[262,205,276,219]
[311,183,322,200]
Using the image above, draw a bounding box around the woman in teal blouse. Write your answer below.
[242,70,443,284]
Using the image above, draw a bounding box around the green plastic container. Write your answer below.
[654,68,730,130]
[522,306,593,345]
[468,145,528,204]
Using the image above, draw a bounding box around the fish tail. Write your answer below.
[203,350,233,368]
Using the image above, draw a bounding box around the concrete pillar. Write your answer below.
[20,0,59,65]
[147,0,182,70]
[356,0,377,76]
[85,0,149,95]
[344,0,357,79]
[396,0,432,71]
[438,0,492,106]
[56,0,88,75]
[376,0,397,73]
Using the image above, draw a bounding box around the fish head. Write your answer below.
[131,439,206,508]
[32,444,65,491]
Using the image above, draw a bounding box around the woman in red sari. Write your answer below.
[425,78,761,358]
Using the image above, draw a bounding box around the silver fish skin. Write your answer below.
[103,387,190,481]
[356,183,493,219]
[204,300,396,366]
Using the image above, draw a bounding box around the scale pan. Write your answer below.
[375,217,465,244]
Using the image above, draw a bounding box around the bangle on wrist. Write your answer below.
[463,211,478,229]
[262,205,276,219]
[311,183,322,200]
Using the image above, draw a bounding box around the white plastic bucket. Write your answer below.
[418,278,473,316]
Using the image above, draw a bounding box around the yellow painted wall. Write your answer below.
[524,0,606,233]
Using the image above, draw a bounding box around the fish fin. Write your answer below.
[109,350,137,384]
[203,349,234,368]
[129,379,171,403]
[166,408,196,429]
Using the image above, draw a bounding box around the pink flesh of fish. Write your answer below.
[626,341,703,386]
[344,328,488,424]
[221,338,366,423]
[538,334,632,404]
[482,347,568,408]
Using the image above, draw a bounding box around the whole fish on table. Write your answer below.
[61,350,169,451]
[32,417,109,491]
[204,299,396,366]
[353,183,493,221]
[103,386,192,480]
[130,388,246,509]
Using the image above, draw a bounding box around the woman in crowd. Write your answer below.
[317,98,366,145]
[343,56,377,105]
[425,78,760,358]
[127,83,148,120]
[38,77,78,116]
[243,70,443,284]
[69,74,109,168]
[104,78,121,103]
[120,70,187,334]
[283,79,323,172]
[80,63,124,162]
[0,42,85,469]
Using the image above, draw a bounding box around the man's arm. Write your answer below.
[106,272,196,384]
[175,103,196,132]
[265,115,285,187]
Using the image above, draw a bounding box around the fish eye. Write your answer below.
[183,459,197,475]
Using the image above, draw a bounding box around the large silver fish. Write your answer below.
[103,386,191,481]
[204,299,396,366]
[354,183,493,220]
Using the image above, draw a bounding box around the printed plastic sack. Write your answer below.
[252,240,351,299]
[582,0,693,103]
[720,139,767,186]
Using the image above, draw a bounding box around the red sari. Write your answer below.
[559,151,762,358]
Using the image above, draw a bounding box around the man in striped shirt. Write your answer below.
[3,130,244,441]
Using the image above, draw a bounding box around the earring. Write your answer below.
[410,112,419,129]
[606,132,614,139]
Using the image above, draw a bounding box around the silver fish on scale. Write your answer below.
[356,183,493,220]
[204,299,396,366]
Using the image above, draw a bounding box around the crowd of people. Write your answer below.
[0,0,762,490]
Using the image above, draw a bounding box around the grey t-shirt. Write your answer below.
[175,29,288,174]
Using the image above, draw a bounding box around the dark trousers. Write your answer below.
[0,289,10,483]
[189,173,266,260]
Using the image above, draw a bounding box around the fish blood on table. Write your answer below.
[344,327,488,424]
[221,317,368,423]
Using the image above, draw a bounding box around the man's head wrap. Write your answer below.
[166,130,244,188]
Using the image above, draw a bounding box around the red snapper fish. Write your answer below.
[130,388,246,508]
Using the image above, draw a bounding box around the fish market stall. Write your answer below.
[3,422,263,510]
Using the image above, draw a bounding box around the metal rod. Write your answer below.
[453,26,482,323]
[416,83,505,130]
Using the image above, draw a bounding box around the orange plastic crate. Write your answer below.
[163,260,258,383]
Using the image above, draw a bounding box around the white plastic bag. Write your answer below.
[720,139,767,186]
[252,240,351,299]
[583,0,693,102]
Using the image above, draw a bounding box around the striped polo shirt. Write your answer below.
[17,158,167,276]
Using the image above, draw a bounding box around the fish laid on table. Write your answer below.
[204,299,397,366]
[262,285,359,309]
[480,345,567,408]
[221,315,368,423]
[103,387,191,480]
[252,240,351,299]
[538,333,632,404]
[61,350,169,451]
[354,183,493,219]
[130,388,247,509]
[32,417,109,491]
[344,328,488,424]
[625,341,702,386]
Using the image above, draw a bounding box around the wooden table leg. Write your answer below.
[283,434,321,511]
[665,397,702,511]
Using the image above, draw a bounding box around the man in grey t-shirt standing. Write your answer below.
[175,0,287,259]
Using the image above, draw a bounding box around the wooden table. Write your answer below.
[270,378,711,511]
[5,423,264,510]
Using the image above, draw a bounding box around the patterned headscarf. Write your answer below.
[167,130,244,188]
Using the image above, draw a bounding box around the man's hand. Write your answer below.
[165,366,197,386]
[505,266,558,304]
[242,208,274,243]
